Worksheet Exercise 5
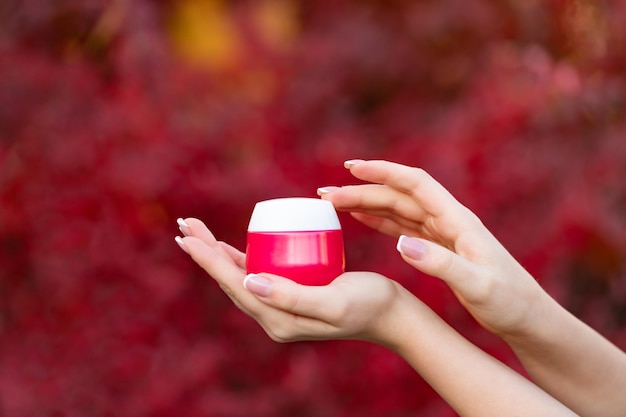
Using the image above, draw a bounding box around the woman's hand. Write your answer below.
[175,218,411,347]
[174,217,578,417]
[318,160,550,338]
[174,161,624,416]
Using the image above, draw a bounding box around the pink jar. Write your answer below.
[246,198,345,286]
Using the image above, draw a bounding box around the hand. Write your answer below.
[175,218,413,347]
[173,217,581,417]
[318,160,550,338]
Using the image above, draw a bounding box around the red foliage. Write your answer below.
[1,1,625,416]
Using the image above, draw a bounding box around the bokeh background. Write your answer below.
[1,0,625,416]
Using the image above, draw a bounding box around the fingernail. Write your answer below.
[177,218,191,236]
[175,236,189,254]
[397,235,425,261]
[344,159,365,169]
[243,274,273,297]
[317,186,340,196]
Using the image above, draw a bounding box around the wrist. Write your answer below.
[499,288,565,347]
[369,283,440,352]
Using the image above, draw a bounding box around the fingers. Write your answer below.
[347,160,483,237]
[175,217,407,343]
[182,237,247,297]
[242,274,342,341]
[174,220,347,341]
[219,241,246,269]
[179,217,245,269]
[347,160,459,217]
[182,218,219,247]
[242,272,400,343]
[396,235,485,300]
[243,273,345,324]
[321,183,429,223]
[321,160,484,241]
[177,236,264,321]
[176,219,253,308]
[350,212,430,240]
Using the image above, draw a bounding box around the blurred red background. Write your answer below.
[1,1,625,416]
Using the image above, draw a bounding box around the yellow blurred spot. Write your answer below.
[168,0,242,70]
[253,0,299,52]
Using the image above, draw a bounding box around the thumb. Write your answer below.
[243,273,341,322]
[396,235,479,291]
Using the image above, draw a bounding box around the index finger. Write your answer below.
[183,236,260,312]
[346,160,485,241]
[346,160,460,218]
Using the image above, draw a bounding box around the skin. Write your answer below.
[175,160,625,416]
[319,160,626,417]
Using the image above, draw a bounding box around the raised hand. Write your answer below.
[318,159,548,338]
[319,160,626,417]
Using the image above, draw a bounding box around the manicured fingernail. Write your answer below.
[177,218,191,236]
[317,186,340,195]
[175,236,189,254]
[243,274,273,297]
[397,235,425,261]
[344,159,365,169]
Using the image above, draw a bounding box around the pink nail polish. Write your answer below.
[317,186,339,196]
[397,235,425,260]
[243,274,273,297]
[175,236,188,254]
[177,218,191,236]
[344,159,365,169]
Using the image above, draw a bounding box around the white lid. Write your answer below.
[247,198,341,232]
